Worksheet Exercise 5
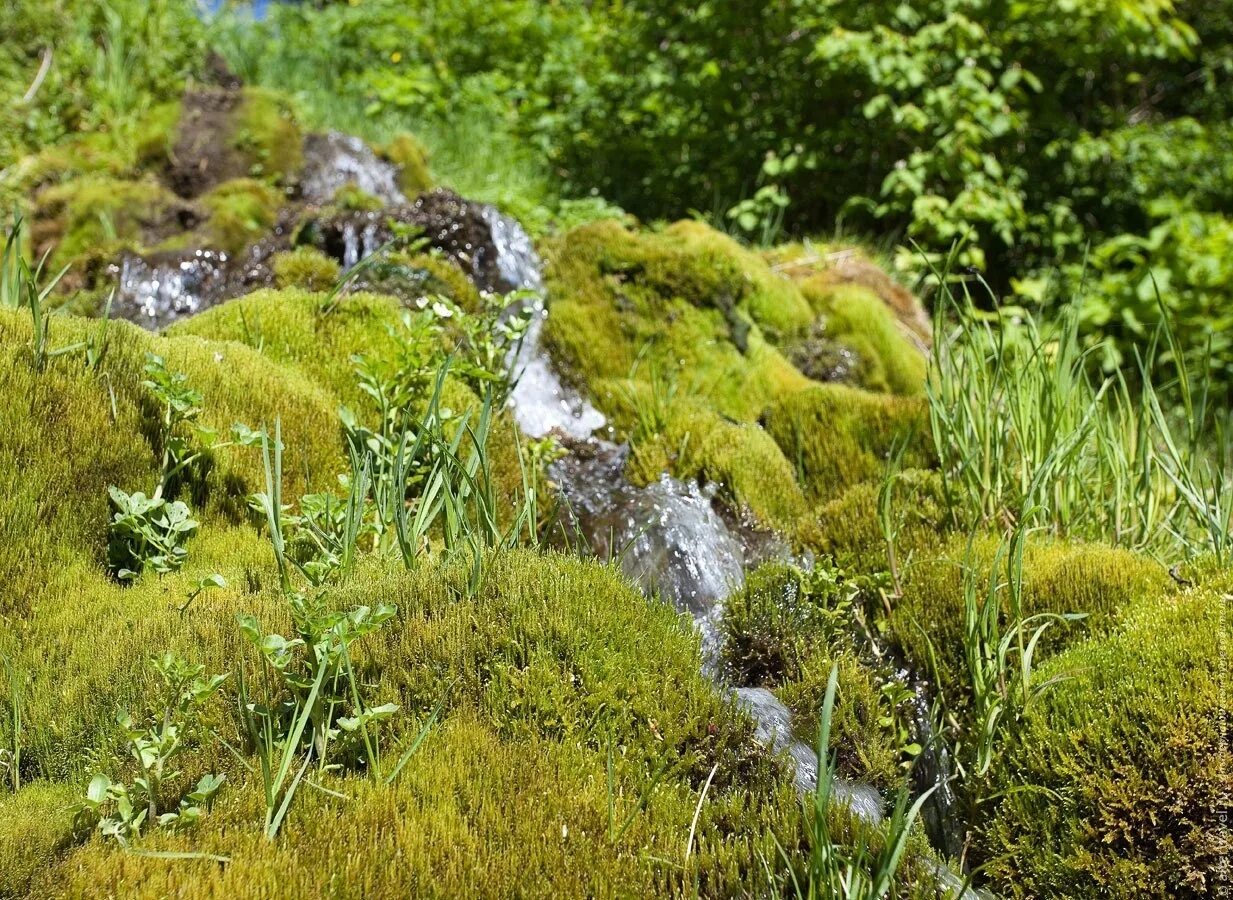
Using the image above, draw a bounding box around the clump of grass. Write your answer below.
[958,527,1085,778]
[772,664,933,899]
[926,261,1231,563]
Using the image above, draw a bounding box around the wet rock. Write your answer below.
[304,189,536,293]
[110,248,231,330]
[300,132,406,207]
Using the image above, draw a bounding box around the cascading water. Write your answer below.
[490,210,992,899]
[487,208,891,825]
[112,249,231,329]
[300,132,407,207]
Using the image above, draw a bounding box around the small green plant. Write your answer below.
[235,421,404,837]
[876,431,914,600]
[724,150,807,247]
[2,210,77,371]
[106,488,199,582]
[107,358,256,582]
[773,664,934,899]
[178,573,227,615]
[74,653,227,846]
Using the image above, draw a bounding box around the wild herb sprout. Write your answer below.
[178,573,227,615]
[773,664,934,899]
[235,421,403,837]
[106,487,199,582]
[75,654,227,846]
[107,357,257,581]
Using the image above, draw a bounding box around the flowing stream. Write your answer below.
[101,137,980,892]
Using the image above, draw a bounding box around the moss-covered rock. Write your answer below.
[33,175,188,269]
[978,578,1231,899]
[761,383,932,504]
[169,87,302,198]
[271,246,342,291]
[199,177,283,255]
[381,132,433,196]
[887,533,1174,713]
[542,219,813,425]
[0,308,344,620]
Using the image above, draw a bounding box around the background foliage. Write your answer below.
[2,0,1230,385]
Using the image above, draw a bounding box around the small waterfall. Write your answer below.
[480,205,544,293]
[300,132,407,207]
[113,249,231,330]
[487,210,890,829]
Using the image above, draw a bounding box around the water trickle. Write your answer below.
[112,249,231,330]
[507,307,607,441]
[300,132,407,207]
[480,205,544,293]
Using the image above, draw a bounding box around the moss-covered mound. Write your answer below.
[723,563,908,791]
[541,220,932,543]
[887,533,1174,714]
[0,299,948,895]
[978,575,1232,899]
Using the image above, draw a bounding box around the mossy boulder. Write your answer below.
[978,578,1232,898]
[542,219,813,425]
[887,533,1174,714]
[33,175,189,270]
[0,308,344,620]
[271,246,342,291]
[381,131,433,196]
[199,177,284,255]
[168,86,303,198]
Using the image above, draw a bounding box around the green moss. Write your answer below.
[543,219,812,425]
[35,176,182,267]
[169,287,406,403]
[272,246,342,291]
[7,102,182,200]
[978,579,1231,899]
[0,309,343,621]
[382,132,433,196]
[0,781,77,897]
[618,391,808,534]
[200,177,283,254]
[230,88,303,184]
[761,383,932,504]
[170,287,524,515]
[664,220,815,341]
[887,534,1174,713]
[723,563,906,791]
[805,285,927,395]
[808,468,949,569]
[332,183,384,212]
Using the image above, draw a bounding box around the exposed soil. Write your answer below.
[167,87,247,198]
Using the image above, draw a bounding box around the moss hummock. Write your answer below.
[978,576,1232,899]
